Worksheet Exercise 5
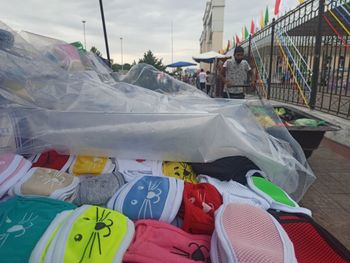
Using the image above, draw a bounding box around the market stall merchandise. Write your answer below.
[1,22,350,263]
[10,167,79,201]
[0,153,31,198]
[0,196,76,263]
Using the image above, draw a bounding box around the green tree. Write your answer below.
[123,63,132,71]
[173,67,183,76]
[111,63,132,72]
[112,63,121,72]
[138,50,166,71]
[90,46,102,57]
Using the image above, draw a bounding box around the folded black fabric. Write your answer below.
[189,156,261,185]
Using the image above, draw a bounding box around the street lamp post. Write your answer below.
[82,20,86,50]
[171,21,173,64]
[120,37,124,71]
[99,0,111,67]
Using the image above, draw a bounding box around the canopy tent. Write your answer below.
[192,51,228,64]
[166,61,197,68]
[225,48,235,57]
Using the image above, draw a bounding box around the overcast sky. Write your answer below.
[2,0,300,65]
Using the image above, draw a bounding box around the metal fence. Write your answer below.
[240,0,350,119]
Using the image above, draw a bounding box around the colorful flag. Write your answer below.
[260,11,265,29]
[236,35,241,45]
[274,0,281,15]
[255,18,260,32]
[244,26,250,39]
[298,0,305,4]
[226,40,231,52]
[232,37,236,48]
[250,20,255,35]
[264,6,269,26]
[280,0,288,16]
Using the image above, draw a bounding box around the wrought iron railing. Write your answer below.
[238,0,350,119]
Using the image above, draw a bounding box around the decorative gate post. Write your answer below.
[267,18,276,100]
[310,0,325,109]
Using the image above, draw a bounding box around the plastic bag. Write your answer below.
[294,118,325,127]
[119,63,208,97]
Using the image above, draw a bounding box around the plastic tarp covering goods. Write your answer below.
[0,22,315,201]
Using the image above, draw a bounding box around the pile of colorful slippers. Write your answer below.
[1,150,350,263]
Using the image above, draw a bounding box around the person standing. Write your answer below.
[206,71,214,95]
[215,59,225,97]
[198,69,207,91]
[222,46,253,99]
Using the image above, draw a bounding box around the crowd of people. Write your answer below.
[179,46,256,99]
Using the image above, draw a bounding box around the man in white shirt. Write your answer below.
[198,69,207,91]
[223,46,253,99]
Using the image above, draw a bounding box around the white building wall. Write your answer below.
[200,0,225,70]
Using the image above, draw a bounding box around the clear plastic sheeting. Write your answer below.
[118,63,208,97]
[19,31,113,77]
[0,22,315,201]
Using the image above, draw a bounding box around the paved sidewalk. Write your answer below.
[300,138,350,250]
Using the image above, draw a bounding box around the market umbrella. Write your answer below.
[166,61,197,68]
[225,48,235,57]
[192,51,228,64]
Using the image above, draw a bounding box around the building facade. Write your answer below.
[200,0,225,70]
